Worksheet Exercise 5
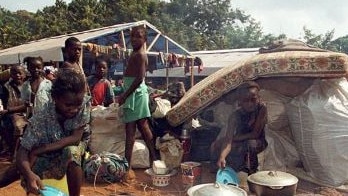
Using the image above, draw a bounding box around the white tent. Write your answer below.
[0,20,191,64]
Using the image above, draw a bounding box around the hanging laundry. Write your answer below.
[158,52,165,65]
[171,53,179,67]
[167,53,173,68]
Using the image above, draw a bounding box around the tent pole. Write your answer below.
[191,58,194,88]
[165,39,169,90]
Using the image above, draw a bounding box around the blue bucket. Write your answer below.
[39,185,68,196]
[216,166,240,185]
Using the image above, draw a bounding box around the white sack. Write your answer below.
[286,78,348,186]
[89,104,149,168]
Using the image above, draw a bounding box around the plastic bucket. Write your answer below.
[41,175,69,196]
[40,185,68,196]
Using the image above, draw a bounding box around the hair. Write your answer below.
[94,55,108,67]
[65,37,81,48]
[131,25,147,41]
[236,81,260,99]
[23,56,43,67]
[10,64,25,74]
[51,68,86,98]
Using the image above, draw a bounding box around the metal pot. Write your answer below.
[247,171,299,196]
[187,183,247,196]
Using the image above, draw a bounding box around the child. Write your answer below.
[61,37,83,72]
[16,68,91,196]
[21,56,52,118]
[0,65,27,160]
[87,56,114,107]
[117,26,157,176]
[213,81,268,174]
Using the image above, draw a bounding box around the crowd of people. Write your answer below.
[0,25,268,196]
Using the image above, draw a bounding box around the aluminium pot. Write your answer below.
[247,171,299,196]
[187,183,247,196]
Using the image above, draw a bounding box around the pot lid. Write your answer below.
[187,183,247,196]
[247,171,298,187]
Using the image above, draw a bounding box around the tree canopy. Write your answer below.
[0,0,347,53]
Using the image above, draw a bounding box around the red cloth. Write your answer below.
[91,81,107,106]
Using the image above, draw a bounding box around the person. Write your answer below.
[117,26,157,176]
[21,56,52,118]
[61,37,83,72]
[212,81,268,175]
[112,78,125,97]
[0,65,27,160]
[16,68,91,196]
[87,56,114,107]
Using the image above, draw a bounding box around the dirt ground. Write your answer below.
[0,161,347,196]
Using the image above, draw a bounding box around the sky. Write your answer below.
[0,0,347,39]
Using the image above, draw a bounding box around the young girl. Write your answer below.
[117,26,157,177]
[16,68,91,196]
[87,56,114,107]
[21,56,52,118]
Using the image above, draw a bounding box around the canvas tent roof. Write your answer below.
[0,20,191,64]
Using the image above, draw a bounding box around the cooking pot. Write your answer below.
[247,171,298,196]
[187,183,247,196]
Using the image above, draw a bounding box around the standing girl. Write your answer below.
[118,26,157,178]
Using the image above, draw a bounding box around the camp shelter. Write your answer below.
[0,20,190,72]
[166,40,348,188]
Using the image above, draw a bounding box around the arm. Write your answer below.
[233,104,267,142]
[30,125,85,156]
[216,113,237,168]
[16,146,44,194]
[104,80,115,107]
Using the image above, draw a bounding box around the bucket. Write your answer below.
[39,185,68,196]
[42,175,69,196]
[180,162,202,185]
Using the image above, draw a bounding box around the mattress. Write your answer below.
[166,50,348,126]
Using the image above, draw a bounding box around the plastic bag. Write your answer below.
[152,97,171,118]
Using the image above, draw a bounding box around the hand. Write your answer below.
[117,94,126,106]
[216,157,226,169]
[0,109,8,116]
[26,171,44,195]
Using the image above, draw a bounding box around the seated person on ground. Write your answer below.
[211,81,268,175]
[16,69,91,196]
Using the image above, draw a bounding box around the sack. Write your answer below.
[84,152,129,183]
[152,98,171,118]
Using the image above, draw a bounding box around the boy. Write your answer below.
[87,56,114,107]
[213,81,268,174]
[117,26,157,178]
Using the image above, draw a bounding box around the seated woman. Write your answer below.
[16,69,91,196]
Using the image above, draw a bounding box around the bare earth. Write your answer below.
[0,161,346,196]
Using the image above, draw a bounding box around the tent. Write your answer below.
[0,20,191,64]
[166,40,348,188]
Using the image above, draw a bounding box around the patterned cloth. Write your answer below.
[84,152,129,183]
[87,76,114,106]
[21,78,52,115]
[122,77,151,123]
[20,95,91,180]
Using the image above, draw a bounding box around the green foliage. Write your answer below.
[0,0,347,53]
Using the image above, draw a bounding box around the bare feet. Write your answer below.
[123,169,136,183]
